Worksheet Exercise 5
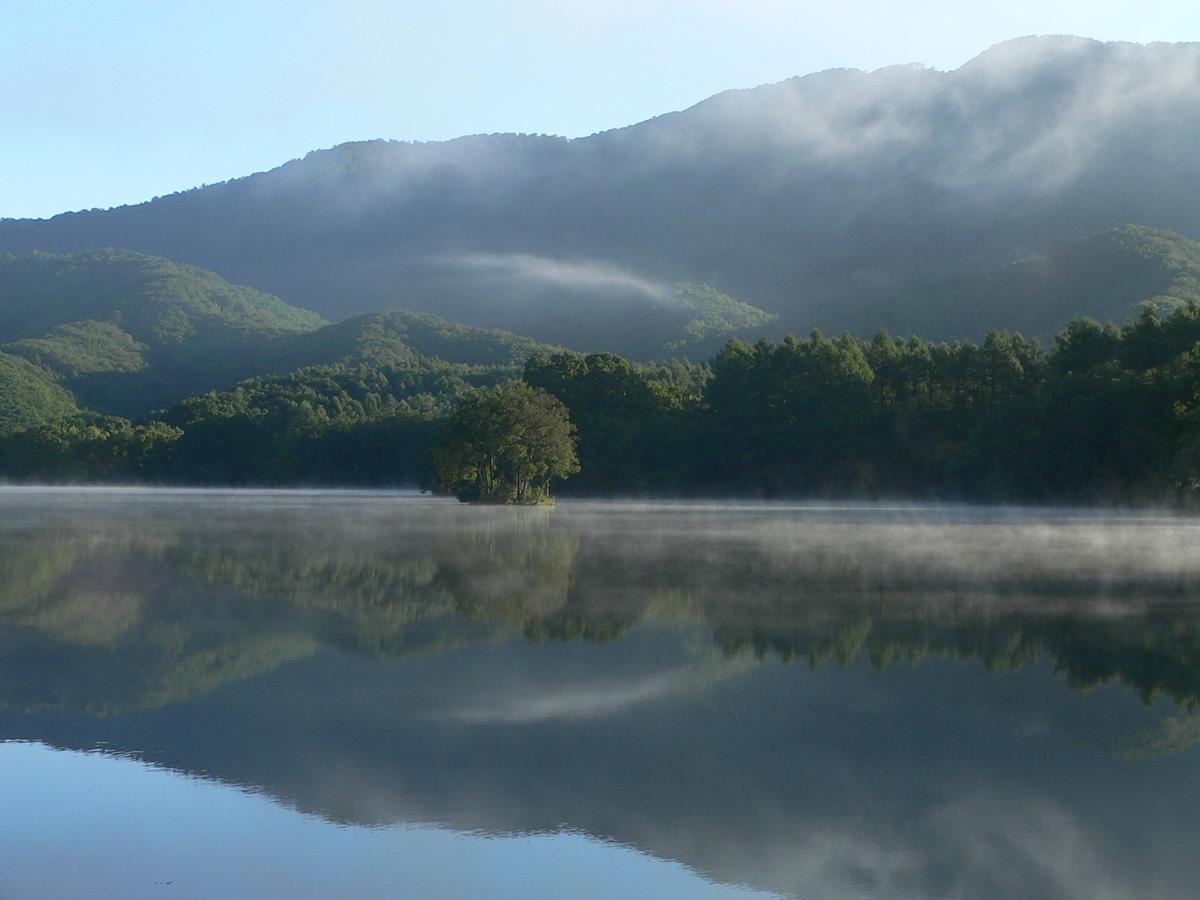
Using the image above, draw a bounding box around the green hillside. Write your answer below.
[0,249,324,342]
[268,308,562,370]
[659,283,777,357]
[520,281,777,360]
[0,351,79,435]
[0,249,328,417]
[848,226,1200,341]
[0,251,751,436]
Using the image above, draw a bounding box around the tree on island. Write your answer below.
[435,381,580,504]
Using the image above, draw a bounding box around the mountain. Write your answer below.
[0,251,562,432]
[0,249,326,419]
[2,37,1198,338]
[0,351,79,434]
[839,225,1200,340]
[265,309,560,372]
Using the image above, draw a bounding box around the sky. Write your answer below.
[2,0,1197,219]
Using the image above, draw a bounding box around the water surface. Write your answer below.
[2,490,1200,898]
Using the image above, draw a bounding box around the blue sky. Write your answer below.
[3,0,1197,218]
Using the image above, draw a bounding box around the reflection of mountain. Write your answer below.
[4,498,1200,711]
[5,495,1200,896]
[8,631,1200,899]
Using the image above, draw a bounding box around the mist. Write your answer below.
[4,36,1198,343]
[5,490,1200,897]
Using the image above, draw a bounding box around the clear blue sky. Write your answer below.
[3,0,1196,219]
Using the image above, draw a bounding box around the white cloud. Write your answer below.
[442,253,673,301]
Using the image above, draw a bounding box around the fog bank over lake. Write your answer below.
[2,489,1200,898]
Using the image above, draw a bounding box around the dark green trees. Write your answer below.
[435,382,580,504]
[523,351,700,494]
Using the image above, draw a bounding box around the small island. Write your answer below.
[435,381,580,505]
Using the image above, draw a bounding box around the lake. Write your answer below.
[1,489,1199,898]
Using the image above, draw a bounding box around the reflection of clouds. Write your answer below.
[1115,712,1200,762]
[742,792,1137,900]
[2,484,1197,897]
[916,793,1136,900]
[440,654,756,724]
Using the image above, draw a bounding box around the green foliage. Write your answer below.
[0,249,328,418]
[436,381,579,503]
[269,309,561,370]
[705,332,878,493]
[0,415,181,482]
[160,361,497,486]
[6,320,148,377]
[520,306,1200,502]
[524,351,705,493]
[3,278,1200,502]
[0,248,324,342]
[660,283,777,357]
[0,352,79,435]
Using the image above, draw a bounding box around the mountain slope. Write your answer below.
[0,352,79,435]
[842,225,1200,340]
[0,249,323,342]
[0,252,576,431]
[266,309,562,371]
[0,249,327,418]
[2,37,1198,337]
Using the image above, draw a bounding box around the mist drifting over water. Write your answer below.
[4,489,1200,898]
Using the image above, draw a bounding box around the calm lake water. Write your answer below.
[2,489,1200,898]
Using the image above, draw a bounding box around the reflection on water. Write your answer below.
[2,490,1200,897]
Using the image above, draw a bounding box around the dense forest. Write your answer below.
[3,301,1200,504]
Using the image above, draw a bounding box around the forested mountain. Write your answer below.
[0,249,325,421]
[264,308,558,372]
[0,352,79,434]
[0,251,567,430]
[842,225,1200,340]
[2,37,1198,339]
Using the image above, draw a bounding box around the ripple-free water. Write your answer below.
[1,489,1198,898]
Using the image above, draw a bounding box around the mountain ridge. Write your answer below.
[839,224,1200,340]
[3,36,1199,340]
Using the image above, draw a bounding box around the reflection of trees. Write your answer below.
[4,510,1200,713]
[0,510,588,712]
[708,604,1200,707]
[434,509,579,622]
[1117,711,1200,760]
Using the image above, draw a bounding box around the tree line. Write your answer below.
[2,304,1200,504]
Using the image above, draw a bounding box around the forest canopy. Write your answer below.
[3,303,1200,504]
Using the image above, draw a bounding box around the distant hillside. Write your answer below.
[0,251,576,431]
[267,309,562,371]
[844,225,1200,340]
[0,249,327,417]
[0,352,78,435]
[440,281,775,360]
[257,280,770,363]
[0,249,324,342]
[2,37,1198,338]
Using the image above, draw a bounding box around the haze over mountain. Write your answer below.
[2,36,1198,341]
[0,251,558,430]
[842,225,1200,340]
